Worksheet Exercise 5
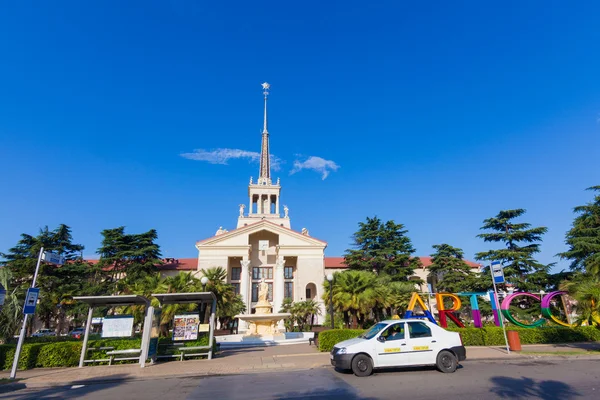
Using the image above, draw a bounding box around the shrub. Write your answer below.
[0,333,216,370]
[318,329,365,352]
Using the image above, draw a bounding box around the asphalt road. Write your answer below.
[1,359,598,399]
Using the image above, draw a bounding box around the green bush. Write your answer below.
[318,329,365,352]
[318,326,600,352]
[0,333,217,370]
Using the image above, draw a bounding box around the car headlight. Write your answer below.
[337,347,347,354]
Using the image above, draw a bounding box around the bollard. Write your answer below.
[506,330,521,352]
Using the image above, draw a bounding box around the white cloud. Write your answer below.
[181,148,282,171]
[290,156,340,180]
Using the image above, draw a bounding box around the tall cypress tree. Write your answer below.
[344,216,421,281]
[559,186,600,277]
[475,209,549,291]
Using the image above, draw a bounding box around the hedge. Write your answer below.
[0,334,214,371]
[318,326,600,352]
[318,329,365,352]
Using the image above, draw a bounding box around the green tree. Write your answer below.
[344,216,421,280]
[97,227,162,286]
[559,186,600,277]
[428,244,478,292]
[475,209,550,291]
[325,270,377,328]
[0,224,105,332]
[0,268,22,343]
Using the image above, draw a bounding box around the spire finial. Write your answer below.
[258,82,271,183]
[261,82,270,133]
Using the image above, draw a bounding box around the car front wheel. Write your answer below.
[351,354,373,377]
[436,350,458,373]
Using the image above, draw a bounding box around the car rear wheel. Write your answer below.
[351,354,373,377]
[436,350,458,373]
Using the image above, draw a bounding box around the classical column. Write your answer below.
[274,257,285,329]
[248,195,252,215]
[276,196,280,216]
[240,259,251,331]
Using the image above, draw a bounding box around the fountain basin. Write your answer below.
[235,313,291,336]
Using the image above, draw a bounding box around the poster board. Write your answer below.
[102,315,134,338]
[148,308,161,358]
[173,314,200,341]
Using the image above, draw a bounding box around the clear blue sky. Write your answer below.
[1,1,599,272]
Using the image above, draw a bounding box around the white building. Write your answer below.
[159,84,482,326]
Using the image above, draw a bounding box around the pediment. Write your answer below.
[196,220,327,248]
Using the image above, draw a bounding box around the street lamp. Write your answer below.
[326,274,334,329]
[201,276,209,292]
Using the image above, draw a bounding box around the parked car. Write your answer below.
[32,329,56,337]
[69,327,86,339]
[330,319,466,377]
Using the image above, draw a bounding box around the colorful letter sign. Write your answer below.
[435,293,465,328]
[404,293,437,324]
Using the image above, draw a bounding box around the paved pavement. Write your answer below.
[2,359,599,399]
[0,342,599,390]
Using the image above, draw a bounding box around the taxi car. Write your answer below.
[330,319,466,376]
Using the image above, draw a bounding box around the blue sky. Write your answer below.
[1,1,599,272]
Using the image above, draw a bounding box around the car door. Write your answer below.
[406,321,438,365]
[374,322,410,368]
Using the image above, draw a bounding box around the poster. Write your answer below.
[173,314,200,341]
[148,309,161,357]
[102,315,134,338]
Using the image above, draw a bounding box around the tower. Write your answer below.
[237,82,290,229]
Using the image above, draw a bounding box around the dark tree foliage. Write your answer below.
[559,186,600,278]
[97,227,162,285]
[344,216,421,281]
[475,209,550,291]
[428,244,478,293]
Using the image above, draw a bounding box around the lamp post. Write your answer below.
[200,276,209,323]
[326,274,334,329]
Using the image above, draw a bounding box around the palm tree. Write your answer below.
[560,274,600,327]
[326,270,377,329]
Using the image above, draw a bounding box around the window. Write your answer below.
[232,283,240,295]
[251,282,273,302]
[284,282,293,299]
[407,322,432,339]
[286,266,295,279]
[252,267,273,280]
[231,267,241,281]
[380,323,405,341]
[305,287,312,300]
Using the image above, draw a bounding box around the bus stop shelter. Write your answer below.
[73,295,151,368]
[152,292,217,360]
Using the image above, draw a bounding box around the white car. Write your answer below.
[32,329,55,337]
[330,319,466,376]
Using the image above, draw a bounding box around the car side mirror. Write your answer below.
[377,335,386,343]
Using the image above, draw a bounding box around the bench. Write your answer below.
[82,347,115,364]
[106,349,142,365]
[156,343,185,361]
[177,346,211,361]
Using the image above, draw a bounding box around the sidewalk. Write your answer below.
[1,342,599,389]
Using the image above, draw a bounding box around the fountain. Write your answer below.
[235,279,291,336]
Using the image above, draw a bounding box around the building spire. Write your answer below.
[258,82,271,184]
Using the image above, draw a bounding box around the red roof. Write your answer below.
[324,256,481,269]
[83,258,198,271]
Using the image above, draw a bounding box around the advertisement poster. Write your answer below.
[148,309,162,357]
[173,314,200,341]
[102,315,134,338]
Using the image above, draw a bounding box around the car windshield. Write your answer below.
[359,322,388,340]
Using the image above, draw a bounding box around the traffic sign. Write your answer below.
[491,261,505,284]
[42,251,65,265]
[23,288,40,315]
[0,283,6,306]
